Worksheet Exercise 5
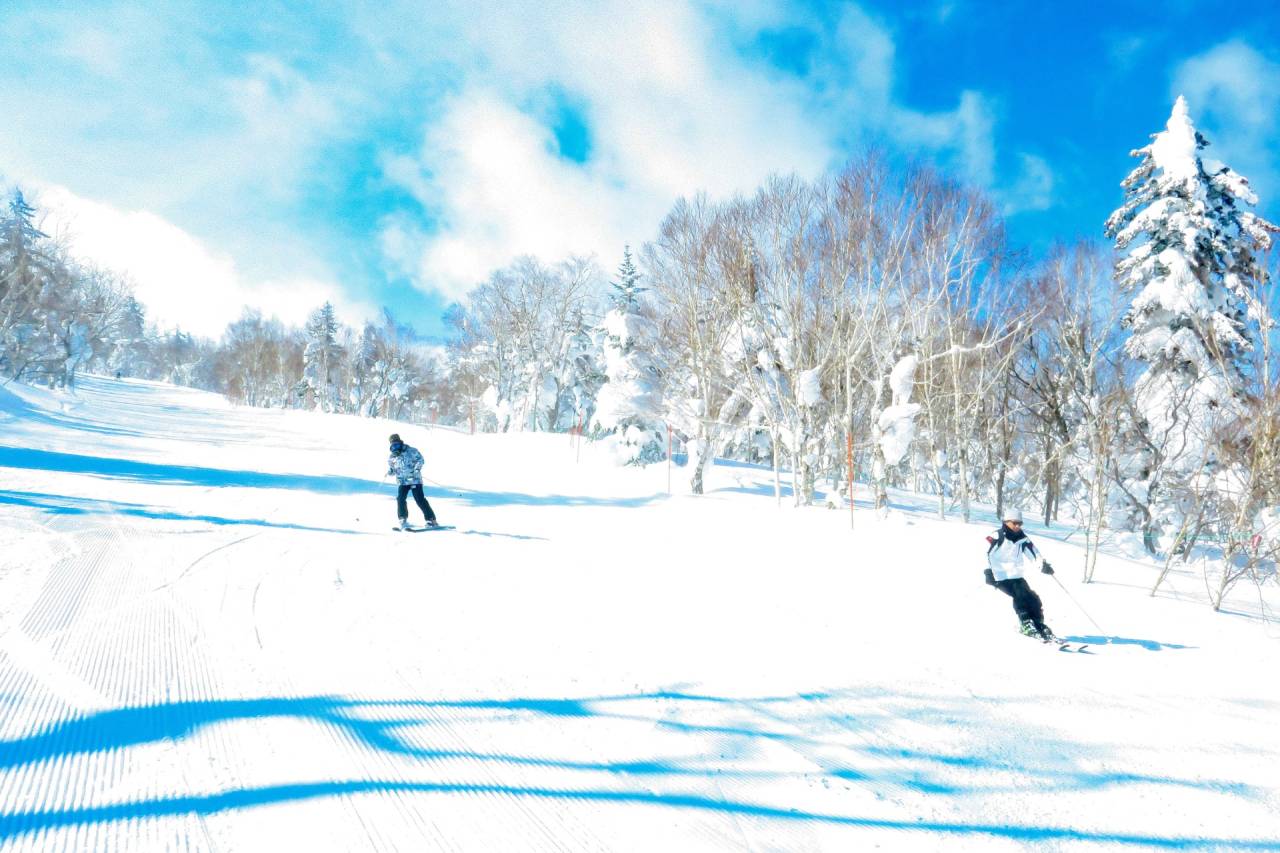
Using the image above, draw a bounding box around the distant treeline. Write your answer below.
[4,106,1280,606]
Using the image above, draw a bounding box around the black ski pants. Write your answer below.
[396,483,436,523]
[994,577,1045,628]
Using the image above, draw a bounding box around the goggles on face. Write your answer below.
[390,441,404,452]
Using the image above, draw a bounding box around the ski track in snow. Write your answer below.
[0,375,1279,851]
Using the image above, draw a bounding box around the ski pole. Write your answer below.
[1050,574,1107,638]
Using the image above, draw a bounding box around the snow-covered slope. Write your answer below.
[1,375,1278,851]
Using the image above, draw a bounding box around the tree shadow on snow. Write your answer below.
[440,483,665,509]
[0,447,384,497]
[0,489,368,536]
[0,689,1274,848]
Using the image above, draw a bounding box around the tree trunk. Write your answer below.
[772,427,782,507]
[691,425,714,495]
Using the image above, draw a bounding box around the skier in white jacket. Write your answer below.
[983,509,1057,641]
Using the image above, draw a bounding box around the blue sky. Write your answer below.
[1,0,1277,338]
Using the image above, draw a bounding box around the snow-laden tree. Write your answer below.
[0,191,54,380]
[108,296,154,379]
[458,256,601,432]
[611,245,644,309]
[302,302,346,412]
[591,247,665,464]
[555,307,605,432]
[1105,96,1277,554]
[221,309,290,406]
[0,191,136,387]
[348,311,436,420]
[49,263,132,388]
[873,353,921,506]
[351,315,414,418]
[732,176,844,507]
[645,197,750,492]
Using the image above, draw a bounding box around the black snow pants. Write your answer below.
[994,577,1045,629]
[396,483,437,523]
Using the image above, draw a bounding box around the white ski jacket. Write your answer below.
[387,446,425,485]
[986,528,1044,581]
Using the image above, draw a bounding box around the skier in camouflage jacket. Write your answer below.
[387,433,438,529]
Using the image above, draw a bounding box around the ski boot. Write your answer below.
[1019,619,1040,638]
[398,517,410,531]
[425,519,440,529]
[1036,623,1058,643]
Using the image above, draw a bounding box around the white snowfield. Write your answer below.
[1,376,1278,852]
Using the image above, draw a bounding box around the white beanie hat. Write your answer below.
[1002,508,1023,523]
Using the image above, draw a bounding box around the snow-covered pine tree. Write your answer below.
[611,245,644,309]
[1104,96,1277,554]
[108,296,153,379]
[591,246,665,465]
[0,191,53,380]
[554,307,606,432]
[302,302,346,412]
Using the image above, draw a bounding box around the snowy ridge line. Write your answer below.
[0,777,1277,849]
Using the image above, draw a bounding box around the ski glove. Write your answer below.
[1041,562,1055,575]
[983,568,996,586]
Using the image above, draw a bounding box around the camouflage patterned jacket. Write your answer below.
[387,445,425,485]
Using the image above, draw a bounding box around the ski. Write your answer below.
[1023,632,1090,653]
[1042,637,1091,653]
[392,525,455,533]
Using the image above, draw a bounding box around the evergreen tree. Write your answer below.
[302,301,345,411]
[555,307,606,432]
[0,191,60,381]
[610,245,645,310]
[109,296,153,378]
[1105,96,1277,553]
[591,248,665,464]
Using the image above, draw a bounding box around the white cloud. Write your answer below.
[1173,41,1280,202]
[1001,153,1055,214]
[2,0,1035,326]
[377,0,1017,301]
[36,184,375,338]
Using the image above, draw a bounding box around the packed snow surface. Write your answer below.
[1,376,1279,851]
